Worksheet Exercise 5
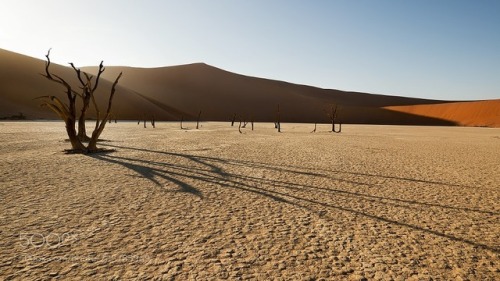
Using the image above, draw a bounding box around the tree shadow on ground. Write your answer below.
[94,143,499,254]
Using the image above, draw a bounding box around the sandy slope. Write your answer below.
[83,64,457,125]
[0,49,187,120]
[1,122,499,280]
[386,100,500,127]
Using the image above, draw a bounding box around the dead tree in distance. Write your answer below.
[328,104,342,133]
[311,123,317,133]
[276,104,281,133]
[231,113,236,127]
[238,117,243,134]
[151,115,156,128]
[38,49,122,153]
[196,110,202,129]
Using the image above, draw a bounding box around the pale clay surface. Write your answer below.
[0,122,499,280]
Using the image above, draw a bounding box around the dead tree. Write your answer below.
[251,115,254,131]
[180,115,185,129]
[311,123,317,133]
[328,104,342,133]
[238,117,243,134]
[231,113,236,126]
[196,110,202,129]
[38,49,122,153]
[276,104,281,133]
[151,115,155,128]
[143,119,147,128]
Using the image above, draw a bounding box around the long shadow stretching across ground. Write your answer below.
[93,143,499,253]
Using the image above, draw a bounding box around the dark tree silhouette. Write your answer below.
[276,104,281,133]
[69,61,105,141]
[328,104,342,133]
[231,113,236,127]
[38,49,122,153]
[311,123,317,133]
[196,110,202,129]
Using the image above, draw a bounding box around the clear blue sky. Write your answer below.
[2,0,499,100]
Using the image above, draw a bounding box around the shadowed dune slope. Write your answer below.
[1,48,498,126]
[0,49,188,120]
[83,64,459,125]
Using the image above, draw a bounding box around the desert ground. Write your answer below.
[0,121,499,280]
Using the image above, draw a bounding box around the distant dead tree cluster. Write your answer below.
[228,103,343,134]
[328,104,342,133]
[309,104,342,133]
[229,112,255,133]
[176,111,201,130]
[38,49,122,153]
[137,114,156,128]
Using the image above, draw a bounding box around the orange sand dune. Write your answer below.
[386,100,500,127]
[1,48,498,126]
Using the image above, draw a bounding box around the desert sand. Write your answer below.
[1,121,499,280]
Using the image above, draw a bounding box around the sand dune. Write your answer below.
[386,100,500,127]
[83,63,459,125]
[1,48,499,126]
[0,49,189,120]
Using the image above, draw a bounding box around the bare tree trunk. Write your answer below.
[238,118,243,134]
[77,103,90,141]
[277,104,281,133]
[180,115,184,129]
[251,116,254,131]
[328,104,342,133]
[196,110,201,129]
[311,123,317,133]
[69,61,104,142]
[87,72,122,151]
[66,94,85,151]
[66,120,85,150]
[151,115,155,128]
[231,113,236,126]
[143,119,146,128]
